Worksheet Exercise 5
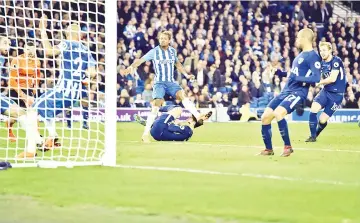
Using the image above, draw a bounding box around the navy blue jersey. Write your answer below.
[284,50,321,97]
[150,114,193,141]
[55,40,96,100]
[321,56,346,93]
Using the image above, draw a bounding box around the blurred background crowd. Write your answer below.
[117,0,360,113]
[1,0,360,113]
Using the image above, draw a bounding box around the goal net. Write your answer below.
[0,0,117,167]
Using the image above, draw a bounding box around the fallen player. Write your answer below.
[134,105,212,141]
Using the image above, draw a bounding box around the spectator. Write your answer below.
[238,85,251,107]
[227,97,241,121]
[345,92,358,108]
[118,97,130,108]
[125,80,136,97]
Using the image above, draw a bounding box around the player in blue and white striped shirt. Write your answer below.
[121,30,209,142]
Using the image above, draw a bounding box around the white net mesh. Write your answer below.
[0,0,106,166]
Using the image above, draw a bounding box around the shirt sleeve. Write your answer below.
[332,57,341,71]
[142,48,155,62]
[294,55,321,84]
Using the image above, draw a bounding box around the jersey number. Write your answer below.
[64,80,80,99]
[73,57,83,77]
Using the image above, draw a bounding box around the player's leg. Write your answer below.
[172,83,202,122]
[80,87,90,129]
[306,102,322,142]
[316,96,342,138]
[6,90,27,140]
[65,108,72,129]
[259,94,287,156]
[2,103,42,158]
[306,90,327,142]
[33,90,61,149]
[142,83,165,142]
[275,94,304,157]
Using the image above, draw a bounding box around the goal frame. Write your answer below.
[6,0,118,168]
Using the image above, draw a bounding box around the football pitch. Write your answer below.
[1,121,360,223]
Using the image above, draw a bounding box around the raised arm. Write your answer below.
[39,15,61,57]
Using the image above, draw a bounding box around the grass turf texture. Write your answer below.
[1,122,360,223]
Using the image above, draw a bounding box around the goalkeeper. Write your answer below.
[0,35,42,158]
[135,105,212,141]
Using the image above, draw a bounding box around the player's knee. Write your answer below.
[273,107,287,121]
[81,100,89,107]
[310,102,321,113]
[319,113,329,124]
[261,110,274,124]
[176,90,185,100]
[153,99,163,107]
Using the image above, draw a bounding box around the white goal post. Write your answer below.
[0,0,117,168]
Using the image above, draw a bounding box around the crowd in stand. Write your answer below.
[117,0,360,110]
[1,0,360,111]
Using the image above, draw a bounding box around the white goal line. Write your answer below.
[120,141,360,154]
[115,164,360,187]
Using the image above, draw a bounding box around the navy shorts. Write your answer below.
[314,89,344,117]
[152,81,182,99]
[267,91,305,114]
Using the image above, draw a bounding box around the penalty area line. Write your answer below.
[115,164,360,187]
[120,141,360,154]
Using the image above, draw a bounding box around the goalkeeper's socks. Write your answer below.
[309,112,318,138]
[66,111,72,128]
[277,119,291,147]
[316,121,328,137]
[82,106,89,129]
[261,124,273,150]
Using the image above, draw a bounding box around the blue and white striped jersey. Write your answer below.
[55,40,96,100]
[142,45,178,82]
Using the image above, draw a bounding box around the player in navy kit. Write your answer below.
[134,105,212,141]
[305,42,346,142]
[260,28,321,157]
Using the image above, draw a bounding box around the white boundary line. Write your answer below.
[120,141,360,154]
[115,164,360,187]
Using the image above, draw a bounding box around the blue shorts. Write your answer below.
[152,81,182,100]
[267,91,305,114]
[150,114,193,141]
[0,97,16,115]
[314,89,344,117]
[33,89,73,119]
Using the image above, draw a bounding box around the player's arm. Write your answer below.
[294,60,321,84]
[120,49,155,75]
[39,15,61,57]
[175,60,195,80]
[318,60,341,85]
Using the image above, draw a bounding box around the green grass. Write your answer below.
[1,121,360,223]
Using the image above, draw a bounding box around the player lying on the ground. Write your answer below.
[306,42,346,142]
[260,28,321,157]
[121,30,208,143]
[7,41,41,142]
[134,105,212,141]
[0,35,42,158]
[35,15,97,149]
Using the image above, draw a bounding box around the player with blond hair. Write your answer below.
[305,42,346,142]
[35,15,97,148]
[121,30,207,143]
